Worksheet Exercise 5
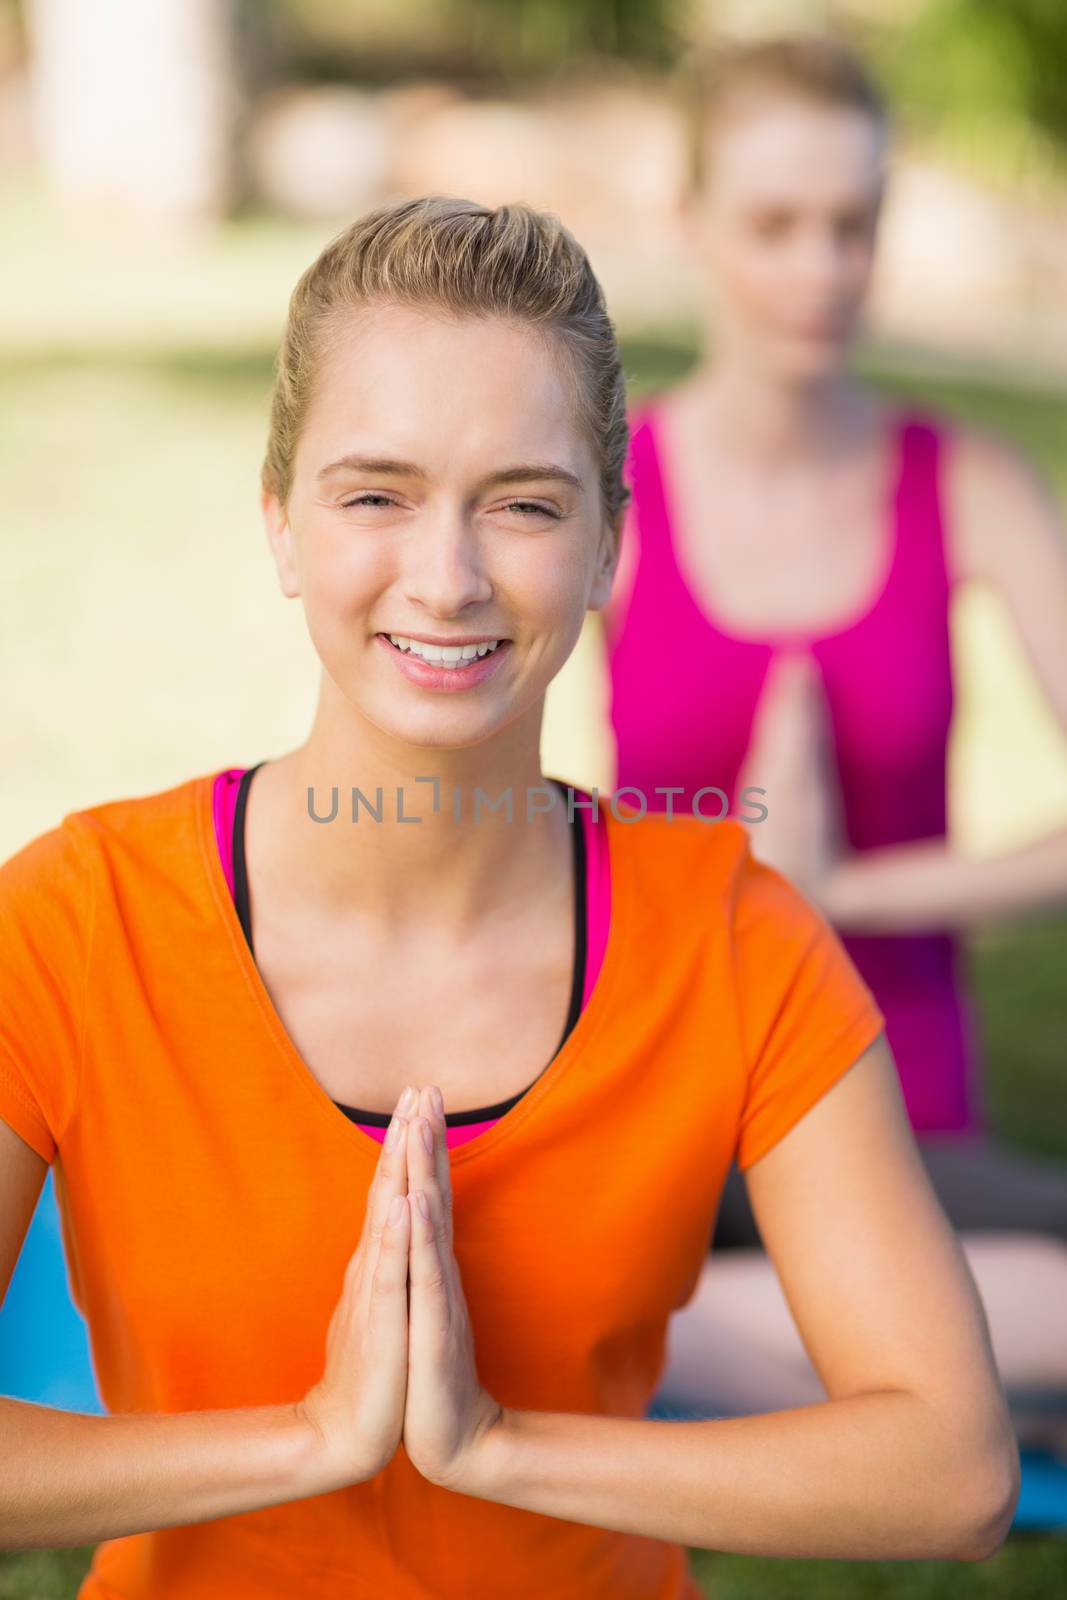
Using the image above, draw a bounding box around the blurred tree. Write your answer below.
[955,0,1067,147]
[264,0,688,86]
[24,0,241,230]
[876,0,1067,172]
[234,0,1067,177]
[456,0,684,69]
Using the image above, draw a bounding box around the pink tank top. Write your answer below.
[606,404,984,1136]
[212,768,611,1150]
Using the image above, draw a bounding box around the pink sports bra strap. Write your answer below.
[894,413,954,592]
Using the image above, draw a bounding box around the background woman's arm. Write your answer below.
[819,822,1067,932]
[444,1037,1019,1561]
[820,426,1067,933]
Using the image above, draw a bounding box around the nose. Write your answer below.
[794,225,853,296]
[400,506,493,620]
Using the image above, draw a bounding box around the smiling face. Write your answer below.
[262,303,617,751]
[688,94,887,382]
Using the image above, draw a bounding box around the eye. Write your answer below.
[750,210,794,241]
[502,500,560,519]
[340,492,397,509]
[835,211,876,243]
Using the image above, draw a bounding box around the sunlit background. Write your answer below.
[2,1,1066,1592]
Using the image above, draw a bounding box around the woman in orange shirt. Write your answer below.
[0,196,1017,1597]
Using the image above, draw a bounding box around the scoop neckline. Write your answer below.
[193,769,632,1171]
[640,399,910,651]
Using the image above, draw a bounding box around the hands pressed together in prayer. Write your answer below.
[298,1085,507,1495]
[736,645,847,909]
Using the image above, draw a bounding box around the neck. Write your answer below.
[260,674,571,933]
[689,348,874,468]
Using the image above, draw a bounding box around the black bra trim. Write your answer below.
[230,767,587,1127]
[232,761,265,956]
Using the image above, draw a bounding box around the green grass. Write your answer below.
[2,195,1066,1596]
[3,1529,1066,1597]
[970,920,1067,1159]
[689,1535,1067,1595]
[0,1547,94,1598]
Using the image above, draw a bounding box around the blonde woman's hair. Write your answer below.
[262,195,630,530]
[680,34,890,191]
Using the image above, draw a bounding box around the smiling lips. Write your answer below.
[385,633,504,668]
[376,632,511,688]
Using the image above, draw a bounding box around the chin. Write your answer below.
[370,702,506,754]
[770,337,850,385]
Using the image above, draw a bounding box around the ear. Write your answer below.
[261,487,301,599]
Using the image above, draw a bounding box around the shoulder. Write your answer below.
[0,817,94,938]
[0,823,95,1138]
[620,394,662,501]
[607,389,684,637]
[605,802,746,861]
[624,383,689,478]
[606,807,807,929]
[61,769,213,860]
[1,770,213,924]
[625,388,669,439]
[938,417,1064,586]
[619,807,859,985]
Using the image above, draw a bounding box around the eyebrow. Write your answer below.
[316,453,584,493]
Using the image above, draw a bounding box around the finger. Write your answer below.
[369,1113,415,1248]
[367,1191,411,1345]
[412,1177,480,1394]
[406,1106,435,1218]
[407,1180,451,1337]
[354,1097,412,1313]
[776,653,812,703]
[357,1116,409,1306]
[421,1085,453,1245]
[408,1102,444,1236]
[407,1107,457,1304]
[366,1086,416,1239]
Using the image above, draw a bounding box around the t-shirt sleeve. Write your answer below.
[730,837,886,1173]
[0,820,92,1163]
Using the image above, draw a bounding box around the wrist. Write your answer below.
[445,1405,521,1501]
[814,852,862,925]
[287,1399,375,1495]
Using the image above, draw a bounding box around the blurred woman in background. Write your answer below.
[602,35,1067,1447]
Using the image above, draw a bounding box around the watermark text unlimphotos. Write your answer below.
[306,778,769,825]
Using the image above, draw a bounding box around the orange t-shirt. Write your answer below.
[0,771,885,1599]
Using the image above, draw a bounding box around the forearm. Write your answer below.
[464,1392,1013,1562]
[819,822,1067,934]
[0,1396,334,1551]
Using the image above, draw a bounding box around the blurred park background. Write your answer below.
[1,0,1066,1593]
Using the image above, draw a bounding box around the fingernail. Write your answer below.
[415,1189,430,1219]
[388,1193,406,1226]
[386,1114,405,1150]
[398,1085,417,1115]
[419,1117,434,1155]
[430,1085,444,1118]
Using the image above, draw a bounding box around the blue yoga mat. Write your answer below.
[1014,1450,1067,1530]
[0,1168,104,1414]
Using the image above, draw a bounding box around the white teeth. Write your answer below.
[387,634,503,667]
